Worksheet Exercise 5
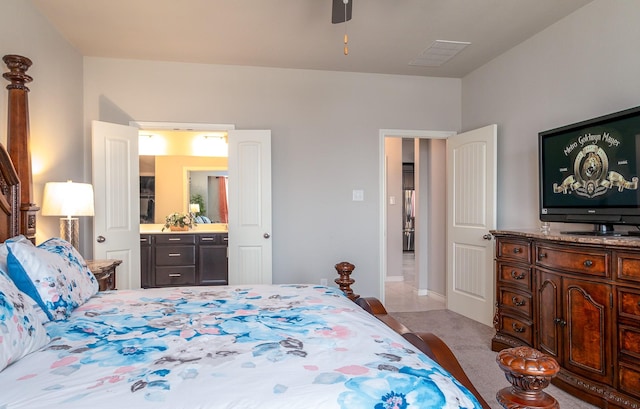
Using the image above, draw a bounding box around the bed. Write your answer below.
[0,54,559,409]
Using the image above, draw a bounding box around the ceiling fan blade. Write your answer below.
[332,0,352,24]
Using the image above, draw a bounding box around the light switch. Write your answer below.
[389,196,396,205]
[352,189,364,201]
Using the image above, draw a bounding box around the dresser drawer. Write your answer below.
[619,288,640,321]
[496,238,531,263]
[198,234,228,245]
[155,234,196,245]
[498,287,532,317]
[615,251,640,283]
[535,244,608,277]
[497,262,532,289]
[497,313,533,345]
[619,362,640,400]
[619,325,640,359]
[155,245,196,266]
[155,266,196,286]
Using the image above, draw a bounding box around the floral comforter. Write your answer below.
[0,285,482,408]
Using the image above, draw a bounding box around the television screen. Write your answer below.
[539,106,640,232]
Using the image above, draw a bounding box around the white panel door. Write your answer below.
[92,121,141,289]
[446,125,497,326]
[228,130,272,284]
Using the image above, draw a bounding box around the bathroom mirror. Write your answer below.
[187,169,229,223]
[140,155,228,224]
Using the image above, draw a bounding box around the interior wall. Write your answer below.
[385,137,403,280]
[425,139,446,296]
[0,0,84,249]
[462,0,640,231]
[83,58,461,298]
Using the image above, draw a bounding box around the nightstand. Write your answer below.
[86,259,122,291]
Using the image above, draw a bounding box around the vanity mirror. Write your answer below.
[139,155,228,224]
[187,169,228,224]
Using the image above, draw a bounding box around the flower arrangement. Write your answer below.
[162,212,196,231]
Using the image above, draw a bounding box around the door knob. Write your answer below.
[482,234,492,240]
[96,235,106,243]
[263,233,271,239]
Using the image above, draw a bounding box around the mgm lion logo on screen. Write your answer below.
[553,134,638,198]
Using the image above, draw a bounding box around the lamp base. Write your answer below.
[60,217,79,249]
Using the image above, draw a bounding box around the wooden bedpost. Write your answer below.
[334,261,359,300]
[3,54,38,243]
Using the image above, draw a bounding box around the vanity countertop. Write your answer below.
[140,224,228,234]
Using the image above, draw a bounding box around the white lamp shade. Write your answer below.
[189,203,200,213]
[42,181,95,217]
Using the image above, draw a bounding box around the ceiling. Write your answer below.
[31,0,593,78]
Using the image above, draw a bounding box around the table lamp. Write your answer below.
[42,180,95,249]
[189,203,200,214]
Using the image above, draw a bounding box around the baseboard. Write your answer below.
[425,291,445,303]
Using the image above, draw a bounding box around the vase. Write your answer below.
[169,225,189,231]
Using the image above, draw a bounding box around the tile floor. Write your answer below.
[384,252,446,312]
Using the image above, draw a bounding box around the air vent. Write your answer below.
[409,40,471,67]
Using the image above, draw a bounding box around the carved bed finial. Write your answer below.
[335,261,359,300]
[3,54,38,242]
[496,346,560,409]
[2,55,33,91]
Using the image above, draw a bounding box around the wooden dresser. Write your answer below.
[140,232,228,287]
[491,229,640,409]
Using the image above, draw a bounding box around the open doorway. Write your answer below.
[379,129,454,312]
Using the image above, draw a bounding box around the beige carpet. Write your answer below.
[389,310,597,409]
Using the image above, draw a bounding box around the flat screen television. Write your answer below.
[539,105,640,236]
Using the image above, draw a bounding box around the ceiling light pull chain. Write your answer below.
[343,0,349,55]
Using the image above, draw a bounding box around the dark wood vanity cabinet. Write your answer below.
[140,232,228,287]
[491,230,640,409]
[198,233,229,285]
[140,234,151,288]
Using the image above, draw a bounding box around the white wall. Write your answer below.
[424,139,446,296]
[83,58,461,298]
[462,0,640,230]
[385,137,403,280]
[0,0,84,248]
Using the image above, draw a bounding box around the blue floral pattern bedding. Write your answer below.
[0,285,482,408]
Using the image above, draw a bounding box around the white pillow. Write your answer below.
[0,269,50,372]
[6,236,99,321]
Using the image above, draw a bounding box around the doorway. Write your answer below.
[379,129,454,312]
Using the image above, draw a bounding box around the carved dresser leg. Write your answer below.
[334,261,359,301]
[496,346,560,409]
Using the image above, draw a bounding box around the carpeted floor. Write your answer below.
[389,310,597,409]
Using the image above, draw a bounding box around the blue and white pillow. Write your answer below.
[0,268,50,372]
[6,236,99,321]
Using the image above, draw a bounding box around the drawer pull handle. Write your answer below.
[553,318,567,327]
[512,247,521,254]
[511,296,525,307]
[583,259,593,268]
[168,238,181,241]
[168,273,181,277]
[140,238,148,243]
[201,237,214,241]
[538,252,547,260]
[510,270,525,280]
[511,323,525,333]
[223,237,228,242]
[168,253,181,257]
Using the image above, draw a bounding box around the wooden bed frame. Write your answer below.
[2,54,561,409]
